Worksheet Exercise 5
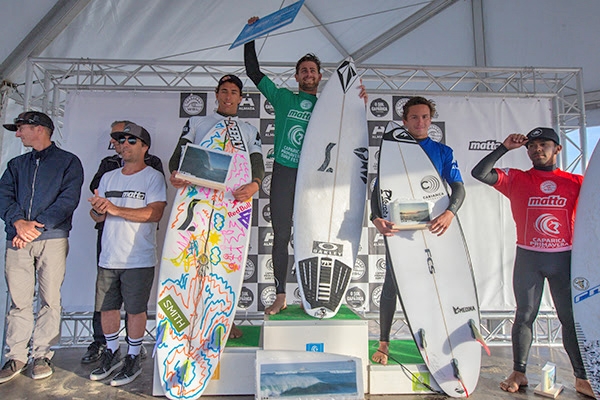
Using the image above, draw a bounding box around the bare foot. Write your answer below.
[575,378,595,398]
[371,341,389,365]
[229,323,243,339]
[500,371,528,393]
[265,293,287,315]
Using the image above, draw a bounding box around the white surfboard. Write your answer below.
[572,142,600,399]
[155,119,252,400]
[293,57,368,318]
[377,121,484,397]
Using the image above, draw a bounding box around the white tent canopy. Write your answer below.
[1,0,600,124]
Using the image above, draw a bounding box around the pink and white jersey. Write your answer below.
[493,167,582,252]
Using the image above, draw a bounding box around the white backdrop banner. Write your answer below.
[59,90,553,314]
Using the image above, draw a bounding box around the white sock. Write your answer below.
[104,331,120,353]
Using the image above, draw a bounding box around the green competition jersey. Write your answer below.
[258,75,317,168]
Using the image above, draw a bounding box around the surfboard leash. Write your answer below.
[374,347,439,394]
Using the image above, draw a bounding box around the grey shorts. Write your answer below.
[95,267,155,315]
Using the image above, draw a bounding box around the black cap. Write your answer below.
[110,123,152,148]
[526,127,560,145]
[217,74,243,92]
[3,111,55,133]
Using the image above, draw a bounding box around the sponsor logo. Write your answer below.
[345,286,366,308]
[352,257,366,280]
[318,142,337,173]
[237,286,254,309]
[238,93,260,118]
[337,59,358,93]
[300,100,313,111]
[370,98,390,117]
[266,147,275,160]
[425,248,435,274]
[244,258,256,281]
[574,283,600,304]
[420,176,441,193]
[453,305,476,314]
[262,174,272,197]
[540,180,557,194]
[228,201,251,218]
[263,231,274,247]
[534,213,561,237]
[376,258,387,271]
[182,93,205,115]
[528,195,566,207]
[306,343,324,352]
[371,285,383,308]
[105,190,146,200]
[157,295,190,332]
[262,203,271,223]
[225,121,247,152]
[260,286,276,308]
[266,258,274,272]
[428,124,443,142]
[393,96,411,120]
[392,127,416,143]
[312,241,343,257]
[573,277,589,291]
[264,100,274,115]
[469,140,502,151]
[529,128,543,138]
[288,124,305,148]
[293,287,302,302]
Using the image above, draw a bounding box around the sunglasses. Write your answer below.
[117,136,139,145]
[14,117,41,126]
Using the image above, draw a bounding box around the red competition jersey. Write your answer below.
[493,167,583,252]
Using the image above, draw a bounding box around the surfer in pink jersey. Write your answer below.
[370,97,465,365]
[245,16,367,315]
[472,128,594,397]
[168,74,265,338]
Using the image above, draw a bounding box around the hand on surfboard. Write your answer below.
[169,170,191,189]
[371,217,400,236]
[232,181,260,202]
[428,210,455,236]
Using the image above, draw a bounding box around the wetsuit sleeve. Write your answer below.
[250,152,265,183]
[447,181,465,215]
[471,144,509,185]
[168,119,193,173]
[244,41,265,86]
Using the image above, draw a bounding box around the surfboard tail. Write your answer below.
[451,358,469,397]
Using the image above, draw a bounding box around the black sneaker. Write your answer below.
[110,354,142,386]
[139,344,147,360]
[31,357,54,380]
[81,341,107,364]
[0,359,26,384]
[89,348,122,381]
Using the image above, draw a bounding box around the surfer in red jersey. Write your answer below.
[169,74,265,338]
[245,16,367,315]
[370,97,465,365]
[472,128,594,397]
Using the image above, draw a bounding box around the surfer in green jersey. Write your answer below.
[370,97,466,365]
[245,16,367,315]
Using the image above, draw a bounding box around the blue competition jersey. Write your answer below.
[419,137,463,184]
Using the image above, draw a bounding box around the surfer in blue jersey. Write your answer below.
[370,97,466,365]
[168,74,265,338]
[244,16,367,315]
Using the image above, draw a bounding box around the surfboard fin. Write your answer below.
[416,328,429,363]
[468,319,491,356]
[451,358,469,397]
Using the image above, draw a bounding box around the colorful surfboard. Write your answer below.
[293,57,368,318]
[377,121,484,397]
[155,118,252,399]
[572,142,600,399]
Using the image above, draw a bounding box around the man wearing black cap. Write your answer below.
[81,120,164,365]
[0,111,84,383]
[169,74,264,339]
[472,128,594,397]
[88,122,166,386]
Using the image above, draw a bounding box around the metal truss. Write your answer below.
[10,57,588,168]
[56,311,563,348]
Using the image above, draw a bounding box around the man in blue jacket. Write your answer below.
[0,111,84,383]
